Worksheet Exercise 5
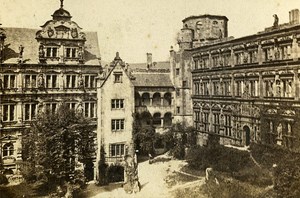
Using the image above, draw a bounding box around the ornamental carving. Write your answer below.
[267,109,277,114]
[282,110,296,116]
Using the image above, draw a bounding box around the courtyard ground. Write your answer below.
[83,155,206,198]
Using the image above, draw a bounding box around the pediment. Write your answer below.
[54,25,70,32]
[0,135,18,141]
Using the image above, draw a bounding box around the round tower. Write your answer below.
[182,14,228,47]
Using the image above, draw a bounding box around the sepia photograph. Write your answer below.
[1,0,300,197]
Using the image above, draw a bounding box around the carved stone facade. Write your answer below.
[0,2,101,173]
[187,10,300,150]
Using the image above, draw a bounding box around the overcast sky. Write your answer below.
[1,0,299,63]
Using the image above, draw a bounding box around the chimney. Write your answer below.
[289,9,299,25]
[146,53,152,68]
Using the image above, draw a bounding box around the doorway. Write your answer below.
[243,125,251,146]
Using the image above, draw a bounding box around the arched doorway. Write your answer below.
[243,125,251,146]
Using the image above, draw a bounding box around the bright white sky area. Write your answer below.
[1,0,299,63]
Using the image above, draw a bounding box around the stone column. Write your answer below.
[294,69,299,100]
[258,42,263,64]
[292,36,298,61]
[259,72,264,98]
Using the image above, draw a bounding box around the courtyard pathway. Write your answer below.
[91,157,185,198]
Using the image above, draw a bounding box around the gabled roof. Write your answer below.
[131,73,173,87]
[2,27,100,65]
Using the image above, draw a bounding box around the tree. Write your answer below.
[162,123,197,159]
[132,113,155,155]
[22,104,96,195]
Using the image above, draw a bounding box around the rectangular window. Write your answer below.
[224,115,232,136]
[3,75,16,89]
[46,47,58,57]
[45,103,57,113]
[213,81,219,95]
[236,80,242,96]
[84,102,96,118]
[176,68,180,75]
[182,81,187,88]
[177,106,180,114]
[67,102,76,110]
[24,104,37,121]
[111,119,125,131]
[25,75,37,88]
[2,104,15,122]
[66,48,71,58]
[114,72,122,83]
[66,75,77,88]
[203,112,209,132]
[46,75,58,88]
[213,113,220,134]
[110,144,125,157]
[111,99,124,109]
[72,48,76,58]
[84,75,96,88]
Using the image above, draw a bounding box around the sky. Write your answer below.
[0,0,300,63]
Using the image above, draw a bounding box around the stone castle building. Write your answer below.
[95,52,175,180]
[176,9,300,151]
[0,1,101,173]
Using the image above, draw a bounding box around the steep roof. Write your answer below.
[132,73,173,87]
[2,27,100,65]
[129,61,170,71]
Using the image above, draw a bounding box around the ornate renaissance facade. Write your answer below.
[180,9,300,150]
[0,2,101,173]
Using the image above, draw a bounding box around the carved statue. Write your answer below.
[19,45,24,58]
[39,44,45,58]
[277,123,283,139]
[123,155,140,194]
[37,74,44,88]
[77,74,84,88]
[273,14,279,27]
[78,47,84,60]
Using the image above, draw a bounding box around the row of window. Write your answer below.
[194,111,232,137]
[0,74,96,89]
[266,121,294,149]
[193,78,294,98]
[45,47,79,58]
[1,102,96,122]
[193,44,293,70]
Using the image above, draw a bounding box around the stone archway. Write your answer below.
[243,125,251,146]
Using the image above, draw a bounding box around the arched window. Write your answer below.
[135,92,141,106]
[163,112,172,127]
[141,112,152,126]
[153,113,161,126]
[3,143,14,157]
[142,93,150,106]
[163,93,172,106]
[152,93,161,106]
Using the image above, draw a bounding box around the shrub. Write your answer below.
[186,145,251,173]
[0,173,8,185]
[274,158,300,197]
[106,165,124,183]
[232,166,273,187]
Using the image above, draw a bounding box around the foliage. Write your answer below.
[97,146,108,186]
[21,104,96,195]
[162,123,197,159]
[106,165,124,183]
[133,113,156,155]
[0,173,8,185]
[232,166,272,187]
[273,158,300,197]
[186,145,251,173]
